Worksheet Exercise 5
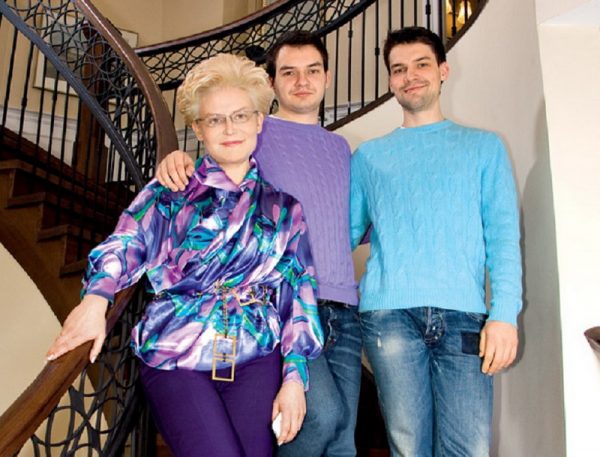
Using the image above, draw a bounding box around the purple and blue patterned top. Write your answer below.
[83,155,323,389]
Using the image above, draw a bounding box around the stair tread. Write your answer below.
[60,259,88,277]
[1,125,142,197]
[7,191,118,220]
[38,224,105,244]
[0,157,136,209]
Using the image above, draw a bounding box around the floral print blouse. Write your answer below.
[83,155,323,389]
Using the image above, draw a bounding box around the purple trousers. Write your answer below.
[140,350,282,457]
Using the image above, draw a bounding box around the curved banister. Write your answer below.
[1,0,178,186]
[0,0,179,454]
[136,0,292,55]
[0,2,142,188]
[74,0,178,163]
[0,286,138,456]
[137,0,378,90]
[136,0,488,150]
[0,1,489,454]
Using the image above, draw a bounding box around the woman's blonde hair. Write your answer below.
[177,53,274,125]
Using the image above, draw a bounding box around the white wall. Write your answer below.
[5,1,599,454]
[95,0,165,46]
[95,0,254,46]
[0,244,60,414]
[338,0,566,455]
[537,2,600,455]
[0,243,107,454]
[535,0,593,23]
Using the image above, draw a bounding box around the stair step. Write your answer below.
[38,224,105,244]
[38,224,105,266]
[6,191,119,234]
[0,158,135,212]
[6,191,47,208]
[41,225,103,264]
[60,259,88,277]
[0,126,49,162]
[1,126,139,202]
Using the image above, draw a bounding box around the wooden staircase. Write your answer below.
[0,125,391,456]
[0,127,134,322]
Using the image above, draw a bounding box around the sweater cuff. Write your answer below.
[488,302,519,327]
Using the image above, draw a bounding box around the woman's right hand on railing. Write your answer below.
[46,294,109,364]
[156,150,195,192]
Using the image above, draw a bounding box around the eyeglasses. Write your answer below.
[194,109,258,128]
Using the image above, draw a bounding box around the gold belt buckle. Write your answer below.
[211,334,237,382]
[231,288,264,307]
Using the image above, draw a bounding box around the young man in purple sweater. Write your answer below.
[156,32,361,457]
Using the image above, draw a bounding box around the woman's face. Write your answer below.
[191,86,264,177]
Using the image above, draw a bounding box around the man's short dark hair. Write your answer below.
[266,30,329,79]
[383,27,446,73]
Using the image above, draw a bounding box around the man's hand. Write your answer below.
[46,294,109,364]
[479,320,518,375]
[271,381,306,446]
[156,150,195,191]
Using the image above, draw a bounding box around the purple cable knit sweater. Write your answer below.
[254,116,358,306]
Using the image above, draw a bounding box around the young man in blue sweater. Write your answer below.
[350,27,522,457]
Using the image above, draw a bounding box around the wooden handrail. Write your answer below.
[0,285,138,456]
[74,0,178,162]
[0,0,491,453]
[326,0,489,132]
[136,0,291,55]
[0,0,180,452]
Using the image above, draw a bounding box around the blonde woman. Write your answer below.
[47,54,323,457]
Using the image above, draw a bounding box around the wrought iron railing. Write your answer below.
[137,0,485,156]
[0,1,485,455]
[0,0,177,455]
[0,285,153,456]
[0,0,177,264]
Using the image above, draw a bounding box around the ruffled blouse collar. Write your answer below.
[191,154,259,193]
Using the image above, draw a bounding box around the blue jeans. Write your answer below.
[360,307,493,457]
[277,301,362,457]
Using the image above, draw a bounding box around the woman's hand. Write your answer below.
[271,381,306,446]
[46,294,109,364]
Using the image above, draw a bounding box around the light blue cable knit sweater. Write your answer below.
[350,120,522,325]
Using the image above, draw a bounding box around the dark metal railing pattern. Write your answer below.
[3,1,141,188]
[138,0,371,90]
[0,0,176,269]
[0,0,176,455]
[136,0,483,155]
[26,288,149,457]
[0,285,154,457]
[0,1,485,455]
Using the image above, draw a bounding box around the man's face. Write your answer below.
[388,42,449,114]
[271,44,331,119]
